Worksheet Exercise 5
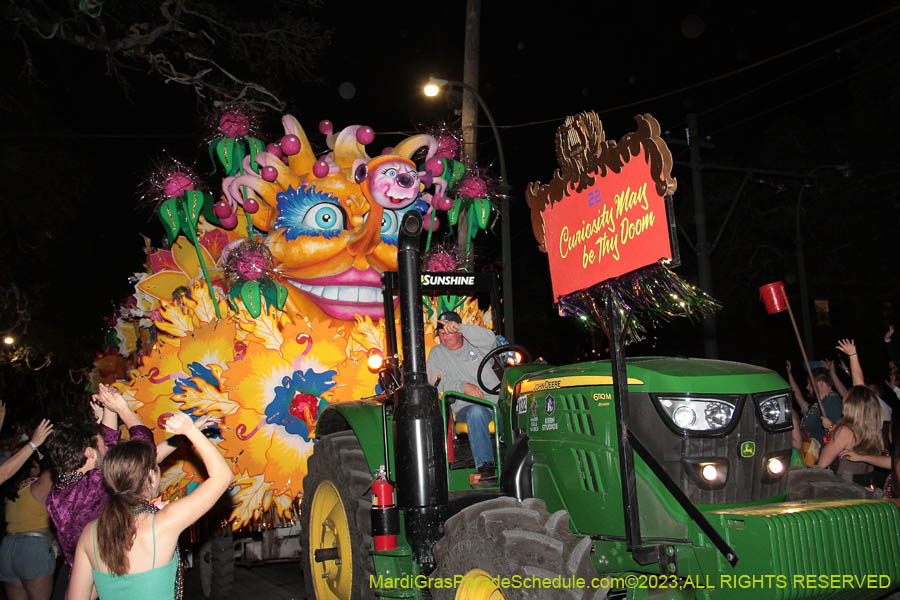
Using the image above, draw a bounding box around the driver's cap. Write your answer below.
[436,311,462,331]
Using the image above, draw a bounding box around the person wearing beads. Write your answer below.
[67,412,233,600]
[44,384,155,572]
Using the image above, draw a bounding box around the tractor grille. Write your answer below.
[559,393,596,437]
[713,500,900,599]
[572,448,603,493]
[627,393,791,505]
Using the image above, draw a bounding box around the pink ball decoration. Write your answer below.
[435,136,458,159]
[423,211,440,231]
[266,143,285,159]
[163,172,194,198]
[261,166,278,182]
[235,250,268,281]
[433,194,454,212]
[313,160,330,178]
[425,158,445,177]
[243,198,259,214]
[318,120,333,135]
[426,251,457,272]
[280,134,301,155]
[459,176,488,199]
[219,111,250,138]
[356,126,375,145]
[220,214,239,229]
[214,200,232,219]
[381,147,394,155]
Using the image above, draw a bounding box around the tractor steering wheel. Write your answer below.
[477,344,531,395]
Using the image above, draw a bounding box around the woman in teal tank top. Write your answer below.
[67,413,234,600]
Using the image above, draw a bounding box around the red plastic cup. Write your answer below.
[759,282,788,314]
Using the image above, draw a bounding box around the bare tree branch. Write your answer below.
[2,0,329,110]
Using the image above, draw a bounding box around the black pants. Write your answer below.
[51,561,69,600]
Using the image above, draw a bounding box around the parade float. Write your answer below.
[97,107,502,542]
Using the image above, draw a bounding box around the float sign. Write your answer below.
[541,149,672,301]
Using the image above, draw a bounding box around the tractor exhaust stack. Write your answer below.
[392,211,448,573]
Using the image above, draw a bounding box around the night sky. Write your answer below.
[3,1,900,390]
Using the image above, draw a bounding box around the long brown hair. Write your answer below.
[838,386,883,455]
[97,442,156,575]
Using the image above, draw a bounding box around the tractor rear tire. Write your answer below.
[432,497,608,599]
[301,430,374,600]
[199,530,235,600]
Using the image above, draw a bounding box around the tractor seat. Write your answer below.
[454,418,495,436]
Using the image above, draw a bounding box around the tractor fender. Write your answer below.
[316,401,386,474]
[500,435,533,501]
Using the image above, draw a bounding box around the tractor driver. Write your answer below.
[426,311,500,479]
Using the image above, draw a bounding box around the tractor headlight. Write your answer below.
[753,392,792,432]
[654,396,739,435]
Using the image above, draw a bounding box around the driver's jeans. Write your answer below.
[456,404,493,467]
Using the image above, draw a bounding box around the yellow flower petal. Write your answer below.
[172,238,217,280]
[136,271,191,303]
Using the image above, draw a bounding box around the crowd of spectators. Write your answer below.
[0,384,229,599]
[788,328,900,503]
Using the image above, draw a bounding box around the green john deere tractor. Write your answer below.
[300,211,900,600]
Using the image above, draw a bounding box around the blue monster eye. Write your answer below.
[274,185,346,240]
[304,204,344,231]
[383,168,398,179]
[381,210,397,234]
[379,204,418,246]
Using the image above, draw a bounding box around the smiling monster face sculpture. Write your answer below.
[223,116,436,322]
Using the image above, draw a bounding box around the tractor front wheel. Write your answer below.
[301,430,374,600]
[432,497,608,599]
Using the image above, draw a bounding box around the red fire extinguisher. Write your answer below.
[371,467,399,551]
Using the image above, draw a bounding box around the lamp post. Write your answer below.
[794,164,851,356]
[424,77,515,342]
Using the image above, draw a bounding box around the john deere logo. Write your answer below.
[740,441,756,458]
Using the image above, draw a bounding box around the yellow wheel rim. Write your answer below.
[308,480,353,600]
[454,569,506,600]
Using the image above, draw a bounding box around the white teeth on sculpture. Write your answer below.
[289,281,380,304]
[358,287,378,303]
[338,287,358,302]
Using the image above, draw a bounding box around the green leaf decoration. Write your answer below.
[240,280,262,318]
[448,198,462,225]
[473,198,491,229]
[422,298,435,320]
[275,282,288,310]
[216,138,236,175]
[232,143,246,177]
[246,137,266,174]
[259,278,277,310]
[468,213,480,239]
[438,295,459,315]
[448,159,466,188]
[183,191,206,230]
[158,198,181,246]
[176,202,192,238]
[202,196,223,227]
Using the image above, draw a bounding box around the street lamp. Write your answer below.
[3,336,14,346]
[423,76,515,342]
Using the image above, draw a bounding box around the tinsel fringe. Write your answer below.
[557,260,721,345]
